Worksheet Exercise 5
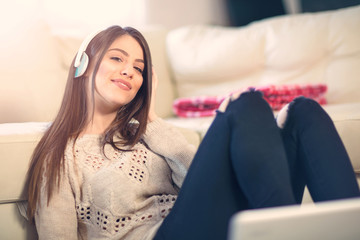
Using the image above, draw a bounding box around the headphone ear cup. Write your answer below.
[74,53,89,78]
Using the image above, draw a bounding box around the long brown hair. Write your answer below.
[26,26,153,221]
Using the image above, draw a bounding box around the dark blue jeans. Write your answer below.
[154,91,360,240]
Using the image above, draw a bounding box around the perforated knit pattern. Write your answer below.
[71,137,180,239]
[75,194,177,237]
[74,138,150,185]
[35,119,196,240]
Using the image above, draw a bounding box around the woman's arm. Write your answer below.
[35,161,78,240]
[143,118,197,189]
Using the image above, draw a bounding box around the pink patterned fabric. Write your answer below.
[173,84,327,118]
[173,96,225,118]
[258,84,327,111]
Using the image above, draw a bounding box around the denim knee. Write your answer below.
[281,97,331,132]
[221,90,274,125]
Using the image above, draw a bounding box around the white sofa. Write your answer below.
[164,5,360,198]
[0,5,359,240]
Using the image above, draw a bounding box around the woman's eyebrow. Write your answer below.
[108,48,144,63]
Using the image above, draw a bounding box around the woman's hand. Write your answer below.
[148,67,159,122]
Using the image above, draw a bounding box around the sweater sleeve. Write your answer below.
[35,159,78,240]
[142,118,197,189]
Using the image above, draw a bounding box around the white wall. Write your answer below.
[1,0,298,37]
[1,0,229,36]
[145,0,229,28]
[40,0,147,36]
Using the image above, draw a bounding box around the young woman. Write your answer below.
[26,25,360,240]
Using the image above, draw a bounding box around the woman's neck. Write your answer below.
[82,111,117,135]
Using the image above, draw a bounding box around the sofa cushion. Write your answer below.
[142,28,177,118]
[323,103,360,173]
[0,15,67,123]
[166,5,360,104]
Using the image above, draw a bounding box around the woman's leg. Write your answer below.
[279,97,360,202]
[154,91,296,240]
[228,91,297,209]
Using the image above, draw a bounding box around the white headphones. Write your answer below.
[74,29,104,78]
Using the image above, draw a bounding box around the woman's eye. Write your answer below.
[111,57,123,62]
[134,67,143,74]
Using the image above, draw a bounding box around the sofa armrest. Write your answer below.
[0,123,49,203]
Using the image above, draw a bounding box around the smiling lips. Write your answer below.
[112,79,132,91]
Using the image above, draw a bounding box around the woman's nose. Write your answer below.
[120,65,133,78]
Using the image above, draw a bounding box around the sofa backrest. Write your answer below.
[166,5,360,105]
[0,18,67,124]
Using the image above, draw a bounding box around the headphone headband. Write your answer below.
[74,29,104,77]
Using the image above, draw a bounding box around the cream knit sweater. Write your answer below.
[35,118,196,240]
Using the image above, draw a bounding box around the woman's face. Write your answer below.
[92,34,145,114]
